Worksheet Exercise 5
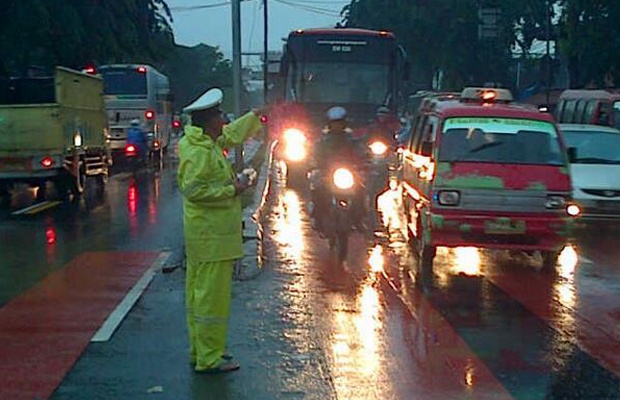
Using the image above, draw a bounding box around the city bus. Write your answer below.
[275,27,409,184]
[94,64,173,157]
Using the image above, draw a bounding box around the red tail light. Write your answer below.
[125,144,137,156]
[40,156,55,168]
[173,120,181,128]
[260,115,269,124]
[137,66,147,74]
[153,140,160,149]
[145,110,155,120]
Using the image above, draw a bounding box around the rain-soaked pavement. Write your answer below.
[1,147,620,399]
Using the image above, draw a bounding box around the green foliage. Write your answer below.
[558,0,620,87]
[0,0,175,74]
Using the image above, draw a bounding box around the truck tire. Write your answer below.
[70,163,87,197]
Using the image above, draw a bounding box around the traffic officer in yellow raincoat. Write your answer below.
[178,88,265,374]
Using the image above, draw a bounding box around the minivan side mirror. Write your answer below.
[421,141,433,157]
[567,147,577,163]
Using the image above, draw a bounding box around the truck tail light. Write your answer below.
[40,156,55,168]
[145,110,155,120]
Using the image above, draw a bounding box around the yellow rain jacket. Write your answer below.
[178,112,262,262]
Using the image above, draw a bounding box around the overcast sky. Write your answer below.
[167,0,349,65]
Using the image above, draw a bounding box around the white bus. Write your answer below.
[95,64,173,156]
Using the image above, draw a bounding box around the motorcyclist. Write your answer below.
[127,119,148,161]
[311,106,368,232]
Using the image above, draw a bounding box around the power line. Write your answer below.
[272,0,342,17]
[170,0,254,12]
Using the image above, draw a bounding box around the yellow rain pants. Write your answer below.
[185,258,233,370]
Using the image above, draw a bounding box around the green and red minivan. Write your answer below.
[401,87,581,273]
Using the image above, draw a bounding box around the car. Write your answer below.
[401,87,581,274]
[560,123,620,226]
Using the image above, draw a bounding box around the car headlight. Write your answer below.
[437,190,460,206]
[369,141,388,156]
[333,168,354,190]
[546,195,567,209]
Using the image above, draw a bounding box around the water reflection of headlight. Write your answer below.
[369,141,388,156]
[452,247,482,276]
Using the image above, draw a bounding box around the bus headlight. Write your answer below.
[333,168,354,190]
[369,140,388,155]
[283,128,307,161]
[73,133,82,147]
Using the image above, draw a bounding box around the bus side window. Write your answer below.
[563,99,577,123]
[598,102,612,126]
[574,99,587,123]
[584,99,597,124]
[555,100,566,122]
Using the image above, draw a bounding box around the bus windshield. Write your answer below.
[295,62,389,104]
[438,117,564,165]
[102,69,147,96]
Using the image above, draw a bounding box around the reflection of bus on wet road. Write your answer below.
[97,64,173,158]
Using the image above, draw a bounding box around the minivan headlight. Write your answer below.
[437,190,460,206]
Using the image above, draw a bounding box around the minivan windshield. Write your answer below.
[438,117,564,165]
[563,129,620,164]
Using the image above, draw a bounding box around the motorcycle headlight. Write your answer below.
[369,141,388,156]
[333,168,355,190]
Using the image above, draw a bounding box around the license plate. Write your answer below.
[484,219,526,234]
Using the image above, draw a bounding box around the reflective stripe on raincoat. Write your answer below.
[178,112,262,262]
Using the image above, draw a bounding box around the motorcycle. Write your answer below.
[312,165,361,264]
[124,142,147,172]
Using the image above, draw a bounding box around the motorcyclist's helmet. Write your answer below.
[130,119,140,126]
[326,106,347,122]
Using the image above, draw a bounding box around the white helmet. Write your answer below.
[326,106,347,122]
[130,119,140,126]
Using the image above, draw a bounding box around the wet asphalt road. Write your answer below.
[1,151,620,399]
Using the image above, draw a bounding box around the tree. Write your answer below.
[557,0,620,88]
[341,0,552,91]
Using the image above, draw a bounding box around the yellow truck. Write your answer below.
[0,67,110,203]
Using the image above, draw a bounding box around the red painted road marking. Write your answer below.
[486,261,620,378]
[0,251,159,400]
[379,250,515,399]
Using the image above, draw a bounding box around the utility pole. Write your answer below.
[232,0,243,171]
[263,0,269,104]
[545,0,551,107]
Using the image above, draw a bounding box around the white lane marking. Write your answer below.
[580,255,594,264]
[12,201,59,216]
[91,251,172,342]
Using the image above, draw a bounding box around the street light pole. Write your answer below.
[232,0,243,171]
[545,0,551,107]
